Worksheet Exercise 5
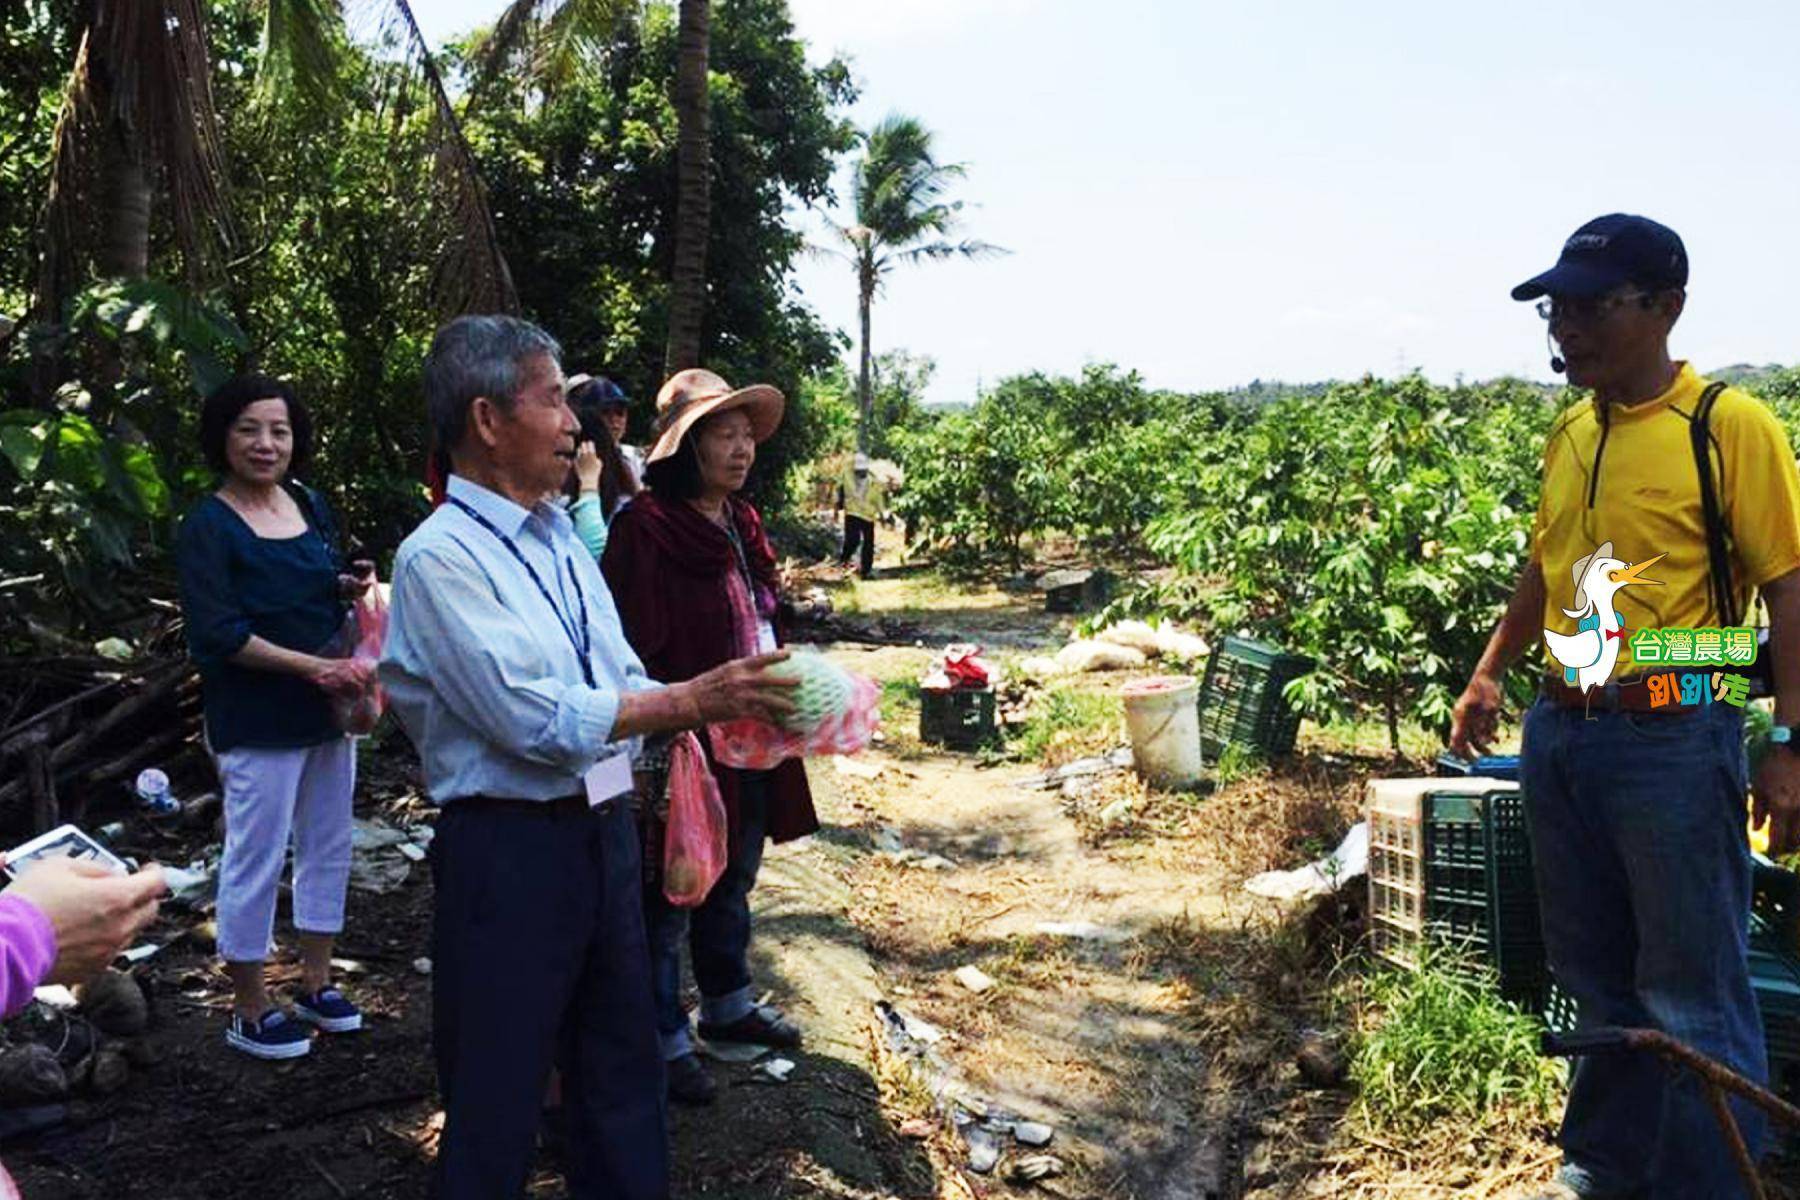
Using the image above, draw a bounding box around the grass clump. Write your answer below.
[1008,686,1118,765]
[1350,947,1564,1134]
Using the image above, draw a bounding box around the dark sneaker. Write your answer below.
[698,1005,801,1050]
[294,987,363,1034]
[666,1053,718,1106]
[226,1008,312,1060]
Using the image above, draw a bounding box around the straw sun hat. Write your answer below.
[645,368,785,463]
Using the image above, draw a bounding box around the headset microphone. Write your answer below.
[1546,329,1565,374]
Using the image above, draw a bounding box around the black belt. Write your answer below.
[451,793,593,818]
[1540,671,1689,713]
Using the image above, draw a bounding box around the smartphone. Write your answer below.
[4,824,132,880]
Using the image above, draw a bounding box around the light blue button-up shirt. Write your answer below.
[380,475,660,804]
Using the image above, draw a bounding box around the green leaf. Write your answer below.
[0,411,50,481]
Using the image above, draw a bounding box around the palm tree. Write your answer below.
[826,115,1002,451]
[663,0,711,375]
[470,0,712,377]
[36,0,516,331]
[37,0,233,318]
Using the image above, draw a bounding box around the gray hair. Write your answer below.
[423,315,562,455]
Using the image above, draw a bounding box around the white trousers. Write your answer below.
[213,738,356,963]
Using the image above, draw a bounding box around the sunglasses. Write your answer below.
[1534,290,1655,324]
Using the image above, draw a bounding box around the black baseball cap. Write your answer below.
[1511,214,1688,301]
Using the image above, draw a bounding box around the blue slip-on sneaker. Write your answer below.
[226,1008,313,1060]
[293,987,363,1034]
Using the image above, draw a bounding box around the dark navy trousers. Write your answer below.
[1523,698,1764,1200]
[430,796,667,1200]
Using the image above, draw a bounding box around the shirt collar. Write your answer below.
[446,474,567,541]
[1592,360,1702,423]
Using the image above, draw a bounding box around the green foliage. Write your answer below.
[894,364,1239,570]
[0,0,859,636]
[0,408,173,630]
[1146,375,1555,747]
[0,1,77,317]
[1350,947,1564,1133]
[0,279,247,637]
[465,0,857,515]
[1008,685,1118,764]
[797,351,933,504]
[893,390,1068,572]
[895,368,1560,749]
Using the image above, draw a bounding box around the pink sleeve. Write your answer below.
[0,894,56,1018]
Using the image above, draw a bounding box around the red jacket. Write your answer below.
[601,491,818,844]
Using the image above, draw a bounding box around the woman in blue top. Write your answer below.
[175,375,374,1061]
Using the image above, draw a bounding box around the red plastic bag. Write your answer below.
[663,732,728,907]
[942,643,991,689]
[330,584,389,735]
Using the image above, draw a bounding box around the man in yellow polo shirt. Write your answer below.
[1450,214,1800,1200]
[836,454,885,579]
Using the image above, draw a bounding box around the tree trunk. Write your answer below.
[856,265,874,453]
[1385,679,1400,757]
[97,113,151,281]
[662,0,711,376]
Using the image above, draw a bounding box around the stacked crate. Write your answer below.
[1368,777,1516,973]
[1366,777,1545,1007]
[1197,637,1314,759]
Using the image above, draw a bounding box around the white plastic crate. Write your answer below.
[1366,776,1514,970]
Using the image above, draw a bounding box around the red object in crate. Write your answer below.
[940,643,992,689]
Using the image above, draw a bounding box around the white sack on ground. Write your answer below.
[1243,821,1369,901]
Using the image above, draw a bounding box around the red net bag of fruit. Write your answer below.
[707,653,881,770]
[663,731,727,907]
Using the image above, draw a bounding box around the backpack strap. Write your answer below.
[1689,381,1738,625]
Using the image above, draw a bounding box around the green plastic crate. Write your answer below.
[919,686,997,750]
[1543,979,1579,1035]
[1197,636,1314,759]
[1752,859,1799,956]
[1420,787,1545,1008]
[1422,793,1490,953]
[1485,790,1548,1011]
[1752,945,1800,1083]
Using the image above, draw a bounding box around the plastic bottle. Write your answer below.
[133,768,179,816]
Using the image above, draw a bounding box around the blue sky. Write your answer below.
[419,1,1800,405]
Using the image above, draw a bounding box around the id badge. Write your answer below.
[583,754,634,808]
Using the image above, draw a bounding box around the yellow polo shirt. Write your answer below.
[1532,362,1800,673]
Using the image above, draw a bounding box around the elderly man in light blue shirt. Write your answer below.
[381,316,794,1200]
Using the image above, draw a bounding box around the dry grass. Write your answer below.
[1184,754,1367,884]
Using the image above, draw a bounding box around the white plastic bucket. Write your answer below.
[1120,675,1202,789]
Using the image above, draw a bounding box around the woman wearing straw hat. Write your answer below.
[601,369,818,1106]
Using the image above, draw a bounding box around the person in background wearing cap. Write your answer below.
[381,320,798,1198]
[836,453,884,578]
[602,369,818,1106]
[563,374,642,564]
[1449,215,1800,1199]
[567,374,645,494]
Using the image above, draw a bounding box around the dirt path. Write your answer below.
[3,556,1586,1200]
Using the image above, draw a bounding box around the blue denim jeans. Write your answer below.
[644,770,769,1060]
[1522,697,1765,1200]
